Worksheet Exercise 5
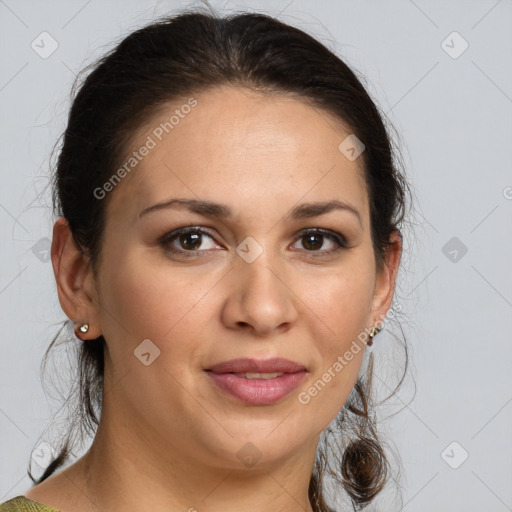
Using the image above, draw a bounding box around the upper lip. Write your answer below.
[206,358,306,374]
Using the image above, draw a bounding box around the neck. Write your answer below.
[73,395,318,512]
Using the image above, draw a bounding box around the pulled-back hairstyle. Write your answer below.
[29,7,412,511]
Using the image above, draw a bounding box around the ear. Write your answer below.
[51,217,102,339]
[370,230,402,326]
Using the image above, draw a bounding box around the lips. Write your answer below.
[205,358,307,405]
[206,357,306,374]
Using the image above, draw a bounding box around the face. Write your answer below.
[66,85,400,470]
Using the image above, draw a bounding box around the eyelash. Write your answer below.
[158,226,349,258]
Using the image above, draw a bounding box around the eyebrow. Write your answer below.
[138,198,362,227]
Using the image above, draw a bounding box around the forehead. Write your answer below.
[107,86,369,224]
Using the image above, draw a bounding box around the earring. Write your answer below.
[367,325,382,346]
[75,323,89,337]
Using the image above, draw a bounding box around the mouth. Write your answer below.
[204,358,307,405]
[206,357,306,374]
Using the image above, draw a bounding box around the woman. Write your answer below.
[1,7,410,512]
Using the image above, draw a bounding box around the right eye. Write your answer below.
[158,226,223,257]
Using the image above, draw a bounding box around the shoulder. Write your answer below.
[0,496,61,512]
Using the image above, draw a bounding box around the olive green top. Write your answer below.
[0,496,60,512]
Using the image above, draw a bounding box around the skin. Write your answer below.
[26,85,401,512]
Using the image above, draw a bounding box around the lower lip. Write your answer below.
[206,371,307,405]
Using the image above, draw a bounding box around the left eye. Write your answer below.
[292,229,346,254]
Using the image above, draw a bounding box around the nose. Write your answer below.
[220,251,298,337]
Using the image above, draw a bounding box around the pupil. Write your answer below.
[181,232,201,250]
[304,234,322,251]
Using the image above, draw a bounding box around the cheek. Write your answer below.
[302,258,375,339]
[97,251,220,369]
[294,262,374,413]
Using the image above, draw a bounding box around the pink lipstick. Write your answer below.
[205,358,307,405]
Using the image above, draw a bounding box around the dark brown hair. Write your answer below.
[29,7,412,511]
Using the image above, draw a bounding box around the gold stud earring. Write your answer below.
[75,323,89,337]
[367,325,382,346]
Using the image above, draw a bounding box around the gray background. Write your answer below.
[1,1,511,511]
